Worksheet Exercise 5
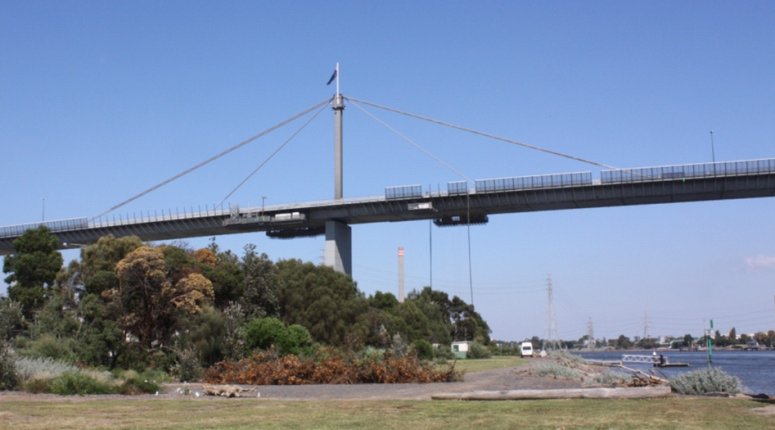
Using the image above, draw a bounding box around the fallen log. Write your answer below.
[432,385,671,401]
[202,384,248,398]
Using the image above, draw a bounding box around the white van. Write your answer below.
[520,341,534,358]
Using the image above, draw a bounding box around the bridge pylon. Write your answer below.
[324,78,352,276]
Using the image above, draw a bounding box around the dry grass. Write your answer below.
[1,396,773,429]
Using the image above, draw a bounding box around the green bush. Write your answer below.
[0,343,18,390]
[533,361,585,379]
[245,317,286,351]
[467,342,492,359]
[412,339,434,360]
[23,334,77,363]
[49,371,113,395]
[21,378,51,393]
[171,347,203,383]
[245,317,313,356]
[116,369,161,394]
[593,369,632,386]
[670,367,741,395]
[434,344,454,361]
[281,324,313,356]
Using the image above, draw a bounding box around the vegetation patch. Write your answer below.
[49,371,113,395]
[670,367,742,396]
[1,397,774,429]
[0,343,18,390]
[204,349,460,385]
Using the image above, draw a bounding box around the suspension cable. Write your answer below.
[93,97,333,220]
[348,98,472,182]
[217,102,329,208]
[345,96,616,170]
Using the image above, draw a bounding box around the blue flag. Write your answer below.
[326,68,337,86]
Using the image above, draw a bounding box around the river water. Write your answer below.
[576,350,775,395]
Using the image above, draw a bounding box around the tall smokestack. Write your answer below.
[398,247,405,303]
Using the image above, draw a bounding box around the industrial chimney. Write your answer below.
[398,247,405,303]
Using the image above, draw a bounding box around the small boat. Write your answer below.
[656,362,689,368]
[654,354,689,368]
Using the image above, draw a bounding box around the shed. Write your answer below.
[451,341,472,359]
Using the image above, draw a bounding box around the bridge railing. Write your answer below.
[385,185,423,200]
[0,217,89,239]
[89,205,232,229]
[475,172,593,193]
[601,158,775,184]
[447,180,469,196]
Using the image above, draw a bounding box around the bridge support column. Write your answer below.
[325,220,351,276]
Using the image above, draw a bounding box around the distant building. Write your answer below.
[451,341,471,359]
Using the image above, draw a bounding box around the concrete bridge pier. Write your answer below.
[324,220,351,276]
[324,84,351,276]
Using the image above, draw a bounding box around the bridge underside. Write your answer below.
[2,167,774,276]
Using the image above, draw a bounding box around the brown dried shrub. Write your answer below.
[204,349,459,385]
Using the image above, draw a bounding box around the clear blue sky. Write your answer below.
[2,1,775,342]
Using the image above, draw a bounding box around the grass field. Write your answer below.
[1,396,774,429]
[448,356,529,373]
[3,357,772,429]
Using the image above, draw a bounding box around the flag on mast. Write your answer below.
[326,66,338,85]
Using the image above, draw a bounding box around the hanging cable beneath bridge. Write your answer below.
[345,95,617,170]
[217,101,330,208]
[92,97,333,220]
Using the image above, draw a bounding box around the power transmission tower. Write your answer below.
[543,274,561,351]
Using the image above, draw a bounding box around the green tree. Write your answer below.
[369,291,399,311]
[74,293,123,368]
[240,245,279,318]
[2,227,63,317]
[615,334,633,349]
[177,306,227,367]
[728,327,737,344]
[683,334,694,349]
[754,331,769,348]
[78,235,144,297]
[107,246,214,349]
[0,299,24,341]
[637,337,659,349]
[198,246,243,309]
[277,259,367,348]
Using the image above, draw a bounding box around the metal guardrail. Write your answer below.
[385,184,423,200]
[601,158,775,184]
[0,218,89,239]
[447,180,468,195]
[475,172,593,193]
